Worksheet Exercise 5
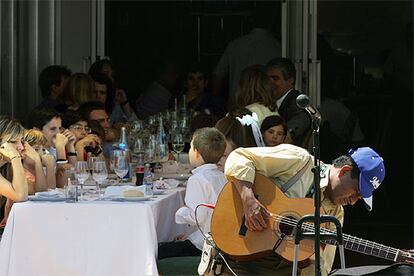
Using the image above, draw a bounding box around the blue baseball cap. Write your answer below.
[349,147,385,211]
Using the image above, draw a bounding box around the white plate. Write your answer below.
[155,173,191,180]
[105,195,151,202]
[153,189,165,195]
[28,196,66,202]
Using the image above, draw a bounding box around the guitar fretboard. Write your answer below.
[321,232,398,262]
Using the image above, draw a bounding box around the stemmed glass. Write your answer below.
[145,135,156,164]
[111,150,129,184]
[75,161,90,200]
[172,133,185,164]
[133,137,145,156]
[92,161,108,197]
[87,156,98,173]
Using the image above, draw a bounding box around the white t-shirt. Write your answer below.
[175,163,227,250]
[214,28,281,100]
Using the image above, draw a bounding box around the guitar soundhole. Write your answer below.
[279,216,296,236]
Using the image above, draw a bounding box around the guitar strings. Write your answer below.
[269,213,399,255]
[269,213,400,256]
[266,213,402,256]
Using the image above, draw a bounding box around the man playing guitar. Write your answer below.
[220,144,385,275]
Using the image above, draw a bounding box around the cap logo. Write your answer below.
[370,176,380,189]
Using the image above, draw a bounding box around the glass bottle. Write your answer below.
[118,126,132,181]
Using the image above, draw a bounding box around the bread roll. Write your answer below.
[123,190,144,197]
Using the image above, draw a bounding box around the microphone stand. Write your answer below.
[292,115,324,275]
[311,117,322,276]
[293,95,345,276]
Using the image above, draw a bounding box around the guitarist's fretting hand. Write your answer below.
[234,179,271,231]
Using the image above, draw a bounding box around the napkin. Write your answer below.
[35,189,65,198]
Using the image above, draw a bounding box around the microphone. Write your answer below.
[296,94,322,121]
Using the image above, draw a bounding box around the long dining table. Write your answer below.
[0,186,187,276]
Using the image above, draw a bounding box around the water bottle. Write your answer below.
[118,126,132,181]
[143,163,153,196]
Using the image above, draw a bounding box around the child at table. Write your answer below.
[158,127,227,259]
[22,129,56,193]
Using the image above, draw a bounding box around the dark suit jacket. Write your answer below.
[278,89,311,146]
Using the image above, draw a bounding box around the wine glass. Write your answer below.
[111,150,129,184]
[87,156,98,175]
[133,137,145,155]
[145,135,156,164]
[172,133,185,164]
[92,161,108,197]
[75,161,90,200]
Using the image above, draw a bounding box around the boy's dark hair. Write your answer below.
[24,107,61,129]
[61,110,86,129]
[79,101,106,121]
[265,57,296,81]
[38,65,72,98]
[332,154,360,180]
[192,127,226,164]
[261,115,287,134]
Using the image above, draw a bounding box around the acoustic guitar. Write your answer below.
[211,173,414,265]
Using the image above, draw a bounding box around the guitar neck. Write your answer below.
[322,231,409,263]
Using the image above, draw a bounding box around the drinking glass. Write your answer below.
[145,135,156,164]
[133,137,145,155]
[92,161,108,197]
[75,161,90,200]
[111,150,129,183]
[172,133,185,163]
[87,156,98,174]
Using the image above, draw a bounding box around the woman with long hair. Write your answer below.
[0,116,28,201]
[57,73,95,112]
[215,108,265,172]
[234,64,279,127]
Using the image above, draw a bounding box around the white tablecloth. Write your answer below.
[0,187,186,276]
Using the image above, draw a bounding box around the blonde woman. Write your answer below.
[23,129,56,193]
[58,73,95,111]
[0,116,28,201]
[234,64,279,127]
[1,129,56,230]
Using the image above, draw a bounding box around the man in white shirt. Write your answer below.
[212,9,281,108]
[158,127,227,259]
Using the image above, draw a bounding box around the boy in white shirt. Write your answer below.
[158,127,227,259]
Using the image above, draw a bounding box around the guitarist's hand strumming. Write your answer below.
[235,178,271,231]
